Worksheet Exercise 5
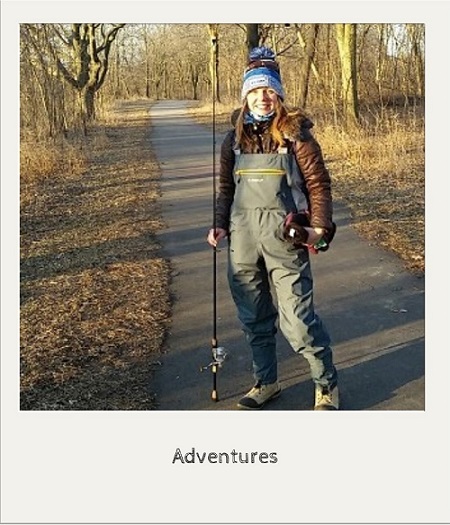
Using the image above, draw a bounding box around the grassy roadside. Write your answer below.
[20,101,170,410]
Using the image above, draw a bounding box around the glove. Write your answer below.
[283,212,336,252]
[283,211,309,247]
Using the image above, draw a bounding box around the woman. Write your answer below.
[207,47,339,410]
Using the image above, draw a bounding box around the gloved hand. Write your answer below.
[283,212,309,247]
[283,212,336,252]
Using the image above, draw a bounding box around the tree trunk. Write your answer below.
[375,24,386,105]
[83,85,96,122]
[190,65,200,100]
[336,23,359,126]
[408,24,425,98]
[246,24,259,51]
[295,24,319,108]
[144,30,151,98]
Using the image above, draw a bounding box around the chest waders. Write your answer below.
[228,151,338,389]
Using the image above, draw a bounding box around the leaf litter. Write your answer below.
[20,102,171,410]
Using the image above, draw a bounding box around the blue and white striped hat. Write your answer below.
[241,46,285,101]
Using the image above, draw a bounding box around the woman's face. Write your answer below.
[246,87,278,115]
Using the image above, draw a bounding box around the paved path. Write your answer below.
[150,100,425,411]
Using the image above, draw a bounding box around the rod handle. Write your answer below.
[211,363,218,402]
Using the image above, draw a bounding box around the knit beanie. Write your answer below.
[241,46,285,102]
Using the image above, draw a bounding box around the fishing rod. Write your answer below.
[210,34,221,402]
[200,32,228,401]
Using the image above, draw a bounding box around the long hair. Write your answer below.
[234,97,308,150]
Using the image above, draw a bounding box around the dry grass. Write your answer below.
[318,112,425,274]
[20,137,87,183]
[20,101,171,410]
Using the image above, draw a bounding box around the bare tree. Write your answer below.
[49,24,125,127]
[373,24,389,105]
[294,24,319,108]
[336,23,359,125]
[407,24,425,99]
[246,24,259,51]
[21,24,67,137]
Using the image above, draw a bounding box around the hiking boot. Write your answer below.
[237,381,281,410]
[314,385,339,410]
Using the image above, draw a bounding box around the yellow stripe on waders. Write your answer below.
[235,169,286,176]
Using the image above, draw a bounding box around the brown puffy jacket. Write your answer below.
[216,109,333,233]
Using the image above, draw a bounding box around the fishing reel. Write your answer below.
[200,345,229,402]
[200,346,229,372]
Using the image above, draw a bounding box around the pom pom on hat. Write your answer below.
[249,46,277,62]
[241,46,285,101]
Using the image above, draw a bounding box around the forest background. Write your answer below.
[19,23,425,409]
